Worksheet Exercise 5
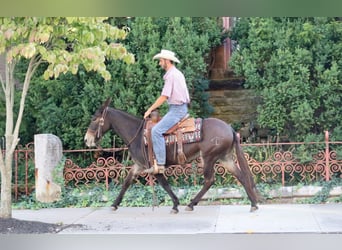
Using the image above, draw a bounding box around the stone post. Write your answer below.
[34,134,63,203]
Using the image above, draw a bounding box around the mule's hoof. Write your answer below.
[185,206,194,211]
[250,206,258,212]
[170,208,179,214]
[111,205,118,211]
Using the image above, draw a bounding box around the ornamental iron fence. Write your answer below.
[63,131,342,189]
[2,131,342,200]
[0,142,35,200]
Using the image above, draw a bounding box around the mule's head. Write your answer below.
[84,98,111,148]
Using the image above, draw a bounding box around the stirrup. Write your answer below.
[155,164,165,174]
[144,163,165,175]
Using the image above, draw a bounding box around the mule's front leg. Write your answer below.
[111,165,140,211]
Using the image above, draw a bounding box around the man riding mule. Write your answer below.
[144,49,190,175]
[84,50,262,214]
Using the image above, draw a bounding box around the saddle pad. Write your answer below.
[144,118,202,145]
[165,118,202,145]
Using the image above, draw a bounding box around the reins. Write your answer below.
[89,108,157,210]
[122,118,157,209]
[90,110,150,167]
[126,119,146,147]
[89,107,144,147]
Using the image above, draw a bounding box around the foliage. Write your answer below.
[292,134,325,164]
[16,17,225,149]
[229,17,342,142]
[0,17,133,218]
[12,159,35,188]
[12,178,342,209]
[1,17,134,81]
[12,184,200,209]
[301,177,342,204]
[0,17,134,149]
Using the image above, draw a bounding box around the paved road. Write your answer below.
[12,203,342,234]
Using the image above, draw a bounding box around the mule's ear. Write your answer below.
[103,97,111,108]
[99,97,112,113]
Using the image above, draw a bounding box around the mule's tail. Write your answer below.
[233,131,262,203]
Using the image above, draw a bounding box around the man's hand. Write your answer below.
[144,95,168,119]
[144,108,152,119]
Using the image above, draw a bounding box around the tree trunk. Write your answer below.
[0,55,37,218]
[0,53,15,218]
[0,157,12,218]
[0,134,16,218]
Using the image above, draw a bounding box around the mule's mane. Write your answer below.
[106,107,143,145]
[109,108,142,124]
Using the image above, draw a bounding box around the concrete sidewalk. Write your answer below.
[12,203,342,234]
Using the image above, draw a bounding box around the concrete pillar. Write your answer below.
[34,134,63,203]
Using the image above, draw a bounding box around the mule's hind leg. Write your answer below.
[185,157,216,211]
[221,156,259,212]
[155,173,180,214]
[111,164,140,211]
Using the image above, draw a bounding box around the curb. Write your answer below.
[189,185,342,201]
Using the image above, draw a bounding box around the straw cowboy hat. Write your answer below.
[153,49,180,63]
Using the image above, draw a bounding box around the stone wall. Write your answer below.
[208,87,260,125]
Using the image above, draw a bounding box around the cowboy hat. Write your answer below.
[153,49,180,63]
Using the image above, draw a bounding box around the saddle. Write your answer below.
[145,110,200,167]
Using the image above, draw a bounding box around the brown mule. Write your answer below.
[84,98,262,214]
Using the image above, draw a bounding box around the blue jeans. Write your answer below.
[151,104,188,165]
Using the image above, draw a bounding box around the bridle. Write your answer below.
[96,107,109,139]
[87,107,152,172]
[86,106,109,142]
[87,106,145,148]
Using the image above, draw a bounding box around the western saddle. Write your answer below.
[144,110,196,174]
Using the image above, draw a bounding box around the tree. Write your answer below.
[0,17,134,218]
[229,17,342,141]
[18,17,225,150]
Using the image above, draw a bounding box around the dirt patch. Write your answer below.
[0,218,81,234]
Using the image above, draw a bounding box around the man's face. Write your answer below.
[158,58,168,70]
